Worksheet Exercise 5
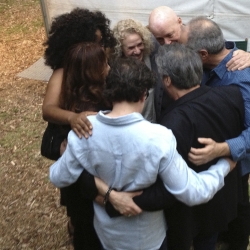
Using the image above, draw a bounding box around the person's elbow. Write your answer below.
[49,166,68,188]
[49,173,70,188]
[42,113,48,122]
[42,103,56,122]
[172,182,218,207]
[177,192,214,207]
[49,169,62,188]
[42,104,50,121]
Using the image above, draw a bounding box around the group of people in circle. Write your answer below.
[43,6,250,250]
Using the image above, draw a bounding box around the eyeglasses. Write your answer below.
[145,90,149,100]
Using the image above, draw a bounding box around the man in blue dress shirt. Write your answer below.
[186,16,250,250]
[148,6,250,123]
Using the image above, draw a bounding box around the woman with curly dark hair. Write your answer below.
[42,7,116,139]
[41,8,115,249]
[44,8,116,70]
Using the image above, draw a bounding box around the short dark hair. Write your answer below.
[43,8,116,70]
[186,16,225,54]
[60,42,108,112]
[104,57,155,102]
[156,43,203,89]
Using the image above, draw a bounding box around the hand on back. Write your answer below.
[69,111,96,139]
[226,49,250,71]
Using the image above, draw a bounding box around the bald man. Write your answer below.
[148,6,250,68]
[148,5,250,122]
[148,6,188,45]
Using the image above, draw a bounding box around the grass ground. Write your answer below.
[0,0,73,249]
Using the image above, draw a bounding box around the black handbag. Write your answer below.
[41,122,65,160]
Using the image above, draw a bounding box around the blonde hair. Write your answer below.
[112,19,154,59]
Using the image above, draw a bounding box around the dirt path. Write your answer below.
[0,1,72,249]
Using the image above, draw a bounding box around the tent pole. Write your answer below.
[39,0,50,37]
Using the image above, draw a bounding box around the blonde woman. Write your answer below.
[111,18,159,123]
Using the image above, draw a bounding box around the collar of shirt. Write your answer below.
[162,86,211,115]
[96,110,145,125]
[202,41,237,84]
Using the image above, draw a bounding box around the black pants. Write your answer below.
[101,236,167,250]
[71,200,101,250]
[159,236,167,250]
[219,173,250,250]
[61,182,102,250]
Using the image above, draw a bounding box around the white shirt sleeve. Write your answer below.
[49,131,85,188]
[159,132,230,206]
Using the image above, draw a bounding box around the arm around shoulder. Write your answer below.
[42,68,94,138]
[226,50,250,71]
[42,68,73,124]
[49,131,85,187]
[188,138,231,166]
[158,132,233,206]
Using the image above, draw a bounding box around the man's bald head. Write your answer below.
[149,6,178,29]
[149,6,186,45]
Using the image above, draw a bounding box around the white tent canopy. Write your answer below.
[40,0,250,43]
[18,0,250,81]
[18,0,250,82]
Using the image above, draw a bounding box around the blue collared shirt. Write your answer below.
[202,41,250,176]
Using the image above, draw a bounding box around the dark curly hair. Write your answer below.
[104,57,156,103]
[59,42,109,113]
[44,8,117,70]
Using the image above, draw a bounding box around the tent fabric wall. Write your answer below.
[40,0,250,48]
[213,0,250,41]
[41,0,212,29]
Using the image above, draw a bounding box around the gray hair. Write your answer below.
[186,16,225,54]
[155,43,203,89]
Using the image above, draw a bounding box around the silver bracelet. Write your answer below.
[103,186,113,205]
